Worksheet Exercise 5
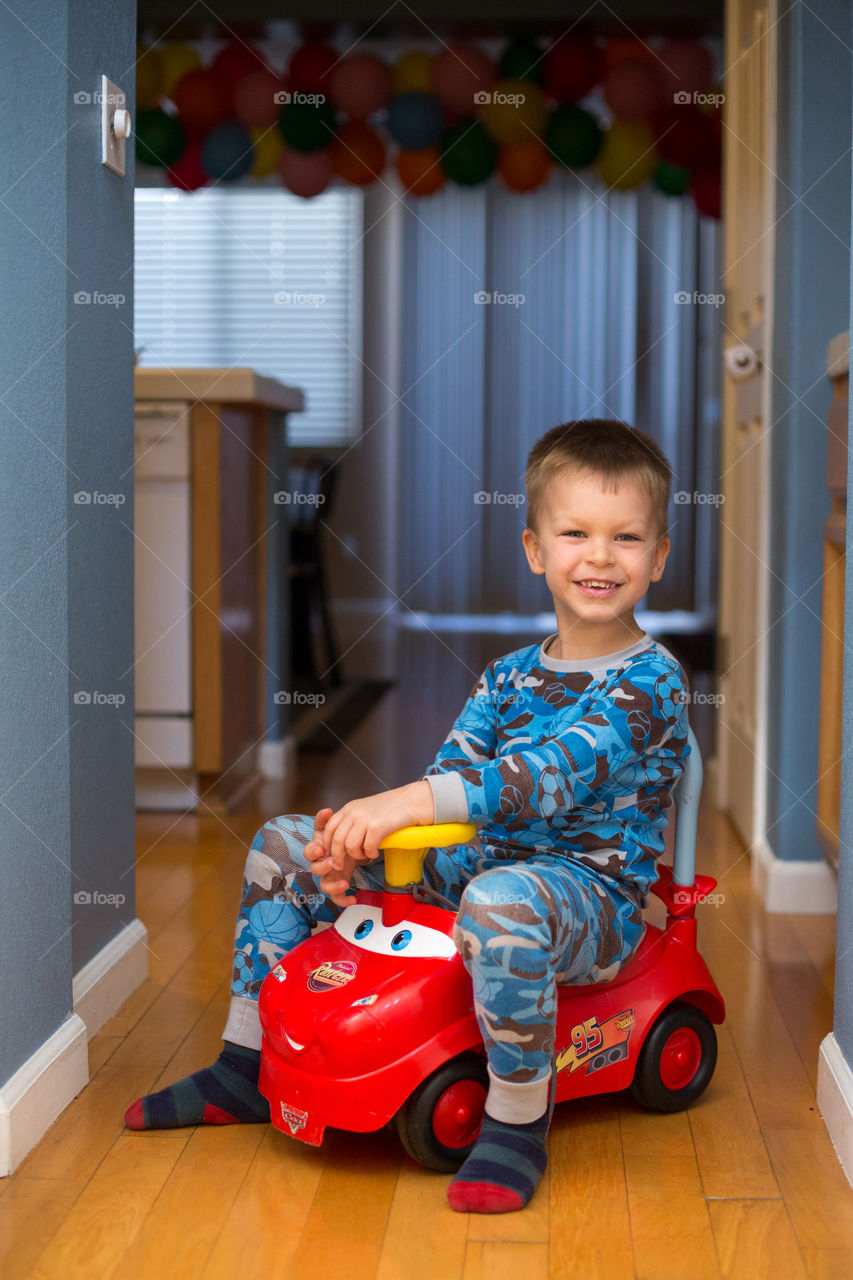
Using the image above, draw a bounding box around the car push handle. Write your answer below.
[376,823,476,928]
[378,822,477,888]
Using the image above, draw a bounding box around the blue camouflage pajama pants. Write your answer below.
[223,814,645,1102]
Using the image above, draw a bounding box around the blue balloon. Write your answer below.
[386,92,444,150]
[201,122,254,182]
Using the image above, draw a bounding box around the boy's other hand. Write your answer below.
[305,807,354,907]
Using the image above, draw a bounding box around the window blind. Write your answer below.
[133,187,363,446]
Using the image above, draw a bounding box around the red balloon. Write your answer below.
[603,58,665,120]
[211,42,269,96]
[278,146,333,198]
[603,38,656,71]
[658,39,714,100]
[288,41,338,93]
[431,42,497,115]
[171,68,231,133]
[234,69,287,129]
[395,146,446,196]
[543,37,603,103]
[330,54,390,119]
[649,104,717,169]
[329,121,386,185]
[165,139,207,192]
[691,168,721,219]
[497,138,551,192]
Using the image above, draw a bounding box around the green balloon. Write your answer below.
[546,105,602,169]
[499,37,545,83]
[654,161,691,196]
[135,109,185,168]
[440,119,497,186]
[277,101,337,153]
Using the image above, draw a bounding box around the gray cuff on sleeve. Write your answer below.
[425,771,470,823]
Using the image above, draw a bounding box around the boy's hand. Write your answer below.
[305,781,435,906]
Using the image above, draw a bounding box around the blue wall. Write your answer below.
[766,0,852,862]
[0,0,136,1082]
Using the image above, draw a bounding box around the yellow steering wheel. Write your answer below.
[378,822,477,887]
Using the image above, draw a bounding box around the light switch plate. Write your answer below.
[100,75,128,177]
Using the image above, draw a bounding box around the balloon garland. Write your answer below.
[134,34,722,216]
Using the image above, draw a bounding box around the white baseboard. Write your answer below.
[72,918,149,1041]
[0,1014,89,1176]
[818,1033,853,1187]
[751,836,838,914]
[257,734,296,781]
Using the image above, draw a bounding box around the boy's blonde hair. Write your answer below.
[525,419,672,539]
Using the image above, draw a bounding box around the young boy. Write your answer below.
[126,418,691,1216]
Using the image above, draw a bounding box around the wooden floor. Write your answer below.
[2,630,852,1280]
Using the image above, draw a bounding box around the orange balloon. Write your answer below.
[497,138,552,192]
[395,145,446,195]
[329,121,387,186]
[603,38,656,71]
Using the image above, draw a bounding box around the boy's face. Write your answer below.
[522,465,671,654]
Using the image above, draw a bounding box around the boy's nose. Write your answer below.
[585,541,614,566]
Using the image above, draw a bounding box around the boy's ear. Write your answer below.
[649,535,671,582]
[522,526,546,575]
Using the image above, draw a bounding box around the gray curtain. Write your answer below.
[397,176,721,620]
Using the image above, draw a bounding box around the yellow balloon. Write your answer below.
[158,42,202,100]
[479,79,547,144]
[250,127,283,177]
[596,119,658,189]
[136,44,163,108]
[392,50,433,95]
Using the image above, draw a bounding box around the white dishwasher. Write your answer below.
[134,401,193,779]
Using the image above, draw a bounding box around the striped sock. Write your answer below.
[447,1109,549,1213]
[124,1042,270,1129]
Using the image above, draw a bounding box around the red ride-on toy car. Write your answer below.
[258,726,725,1171]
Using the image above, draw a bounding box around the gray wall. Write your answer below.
[0,0,136,1081]
[766,0,852,863]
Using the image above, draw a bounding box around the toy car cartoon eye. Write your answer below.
[334,904,455,958]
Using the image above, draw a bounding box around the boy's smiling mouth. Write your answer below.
[575,578,620,596]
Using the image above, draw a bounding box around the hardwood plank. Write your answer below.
[118,1124,266,1280]
[689,1025,780,1198]
[463,1241,550,1280]
[287,1128,401,1280]
[707,1200,808,1280]
[764,1129,853,1251]
[87,1033,123,1077]
[201,1126,327,1279]
[619,1099,693,1160]
[801,1247,853,1278]
[16,1064,175,1184]
[0,1177,84,1280]
[549,1099,634,1280]
[27,1135,184,1280]
[377,1157,469,1280]
[624,1152,721,1280]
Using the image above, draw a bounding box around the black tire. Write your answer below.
[394,1052,489,1172]
[630,1001,717,1112]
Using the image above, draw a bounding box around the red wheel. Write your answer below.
[394,1052,488,1172]
[630,1002,717,1112]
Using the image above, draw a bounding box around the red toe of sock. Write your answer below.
[202,1102,240,1125]
[447,1181,525,1214]
[124,1098,145,1130]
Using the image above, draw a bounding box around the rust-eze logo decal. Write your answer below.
[280,1102,308,1134]
[307,959,357,992]
[556,1009,636,1075]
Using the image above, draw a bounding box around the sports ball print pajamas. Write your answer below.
[223,632,691,1115]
